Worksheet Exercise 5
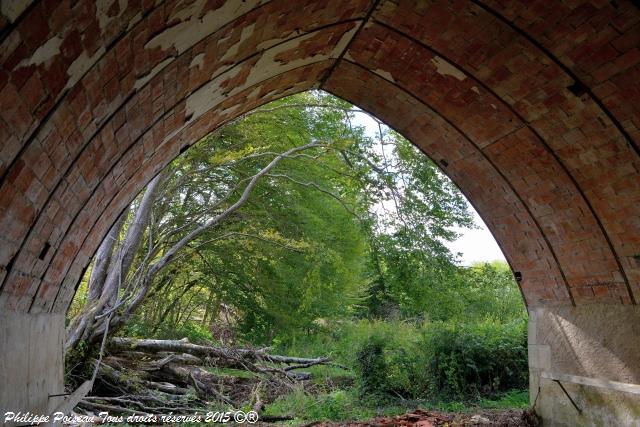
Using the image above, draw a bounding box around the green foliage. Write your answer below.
[124,318,214,344]
[346,319,528,402]
[355,336,388,397]
[125,90,484,343]
[264,386,406,422]
[71,90,530,418]
[420,319,528,400]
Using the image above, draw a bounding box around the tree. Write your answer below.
[67,90,478,351]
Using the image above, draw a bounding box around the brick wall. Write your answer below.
[0,0,638,313]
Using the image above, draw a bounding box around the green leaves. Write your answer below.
[117,90,523,352]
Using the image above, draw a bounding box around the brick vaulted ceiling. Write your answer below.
[0,0,638,314]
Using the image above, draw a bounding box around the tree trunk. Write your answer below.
[66,171,168,350]
[87,208,129,301]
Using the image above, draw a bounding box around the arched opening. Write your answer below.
[63,90,529,422]
[1,1,639,424]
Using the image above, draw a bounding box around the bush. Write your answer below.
[351,319,528,401]
[423,320,528,400]
[355,336,388,396]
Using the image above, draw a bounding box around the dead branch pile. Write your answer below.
[74,337,339,418]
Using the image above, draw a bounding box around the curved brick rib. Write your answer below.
[323,61,573,306]
[0,0,639,314]
[1,20,357,310]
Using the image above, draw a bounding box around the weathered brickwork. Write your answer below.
[45,62,331,314]
[0,0,639,313]
[324,62,573,306]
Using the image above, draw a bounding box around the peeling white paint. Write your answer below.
[65,47,106,90]
[221,22,256,62]
[471,86,480,94]
[373,68,395,82]
[17,36,63,68]
[134,57,175,90]
[96,0,129,31]
[145,0,266,54]
[127,11,143,31]
[343,51,355,62]
[190,53,205,69]
[186,26,356,120]
[255,26,304,51]
[1,0,32,22]
[243,25,356,94]
[430,56,466,81]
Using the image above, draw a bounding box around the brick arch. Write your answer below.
[1,0,639,316]
[2,1,640,422]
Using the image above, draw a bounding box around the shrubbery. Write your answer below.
[422,320,528,399]
[353,319,528,401]
[280,317,527,403]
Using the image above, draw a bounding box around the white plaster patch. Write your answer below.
[490,103,497,110]
[373,69,395,82]
[17,36,62,68]
[430,56,466,81]
[134,57,175,90]
[1,0,31,22]
[255,26,304,51]
[471,86,480,94]
[190,53,205,69]
[65,47,106,90]
[145,0,266,54]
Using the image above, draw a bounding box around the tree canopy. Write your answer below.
[68,91,522,348]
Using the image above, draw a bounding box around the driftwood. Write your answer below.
[76,337,340,420]
[108,337,330,366]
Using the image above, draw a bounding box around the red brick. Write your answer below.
[1,0,639,314]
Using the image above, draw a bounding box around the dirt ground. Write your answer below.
[296,408,539,427]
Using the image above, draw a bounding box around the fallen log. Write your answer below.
[108,337,333,369]
[109,337,257,359]
[78,337,342,418]
[142,380,188,395]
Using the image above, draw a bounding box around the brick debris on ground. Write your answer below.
[297,408,539,427]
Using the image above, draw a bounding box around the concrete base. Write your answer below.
[0,311,65,423]
[529,305,640,426]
